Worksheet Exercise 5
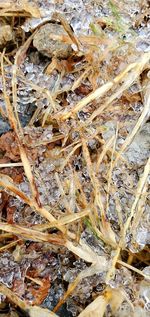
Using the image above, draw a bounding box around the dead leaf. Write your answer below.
[28,306,58,317]
[78,294,107,317]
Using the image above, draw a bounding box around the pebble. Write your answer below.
[33,23,72,59]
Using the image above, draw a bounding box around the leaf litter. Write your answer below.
[0,0,150,316]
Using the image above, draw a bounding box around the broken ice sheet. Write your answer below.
[115,302,140,317]
[22,16,53,32]
[22,0,92,34]
[136,228,149,248]
[35,167,61,206]
[23,126,53,146]
[8,197,45,225]
[21,2,55,32]
[20,59,58,91]
[142,267,150,280]
[102,121,116,141]
[138,277,150,312]
[124,122,150,164]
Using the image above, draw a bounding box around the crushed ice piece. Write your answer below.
[136,228,149,247]
[136,40,150,52]
[124,123,150,164]
[139,279,150,312]
[142,267,150,279]
[0,253,22,288]
[71,43,78,51]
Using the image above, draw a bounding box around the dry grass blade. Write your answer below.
[53,274,80,312]
[99,218,117,248]
[0,2,149,315]
[55,172,72,213]
[57,209,90,225]
[18,147,41,205]
[1,53,18,131]
[0,233,13,241]
[0,173,64,230]
[0,239,21,252]
[122,156,150,244]
[33,209,90,231]
[108,288,129,312]
[0,173,78,238]
[53,12,80,50]
[81,138,102,217]
[42,90,57,126]
[60,81,113,120]
[18,70,58,113]
[86,52,150,125]
[106,246,121,283]
[113,78,150,166]
[72,66,92,91]
[0,223,65,245]
[117,260,150,280]
[106,156,150,281]
[113,191,124,231]
[58,53,150,121]
[25,275,43,286]
[78,288,126,317]
[0,173,32,205]
[131,181,148,233]
[27,134,64,147]
[0,284,26,310]
[0,162,23,168]
[74,171,88,208]
[81,138,117,247]
[66,239,107,264]
[14,29,38,68]
[60,142,82,171]
[28,306,59,317]
[106,126,118,213]
[96,136,115,173]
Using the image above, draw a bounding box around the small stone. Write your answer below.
[33,23,72,59]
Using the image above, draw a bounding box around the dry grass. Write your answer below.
[0,1,150,316]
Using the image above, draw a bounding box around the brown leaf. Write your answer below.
[1,167,24,184]
[29,277,51,305]
[0,132,20,162]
